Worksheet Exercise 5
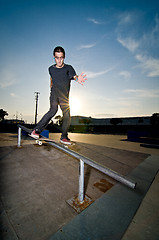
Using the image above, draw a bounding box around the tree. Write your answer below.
[138,117,143,124]
[79,118,92,125]
[150,113,159,126]
[110,118,122,126]
[0,109,8,121]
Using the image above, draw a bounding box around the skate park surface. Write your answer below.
[0,132,159,239]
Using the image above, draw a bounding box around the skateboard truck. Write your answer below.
[29,134,74,149]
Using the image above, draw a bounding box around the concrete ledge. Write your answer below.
[49,155,159,240]
[122,171,159,240]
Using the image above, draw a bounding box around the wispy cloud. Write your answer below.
[10,92,19,98]
[143,15,159,48]
[118,12,132,25]
[152,15,159,39]
[117,37,139,53]
[86,68,113,78]
[116,13,159,78]
[119,71,131,79]
[78,43,96,50]
[0,69,17,88]
[124,88,159,98]
[87,17,103,25]
[135,54,159,77]
[0,80,15,88]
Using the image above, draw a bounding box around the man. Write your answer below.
[31,46,87,144]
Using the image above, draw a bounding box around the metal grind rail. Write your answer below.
[17,125,137,205]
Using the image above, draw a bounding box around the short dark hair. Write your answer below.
[53,46,65,57]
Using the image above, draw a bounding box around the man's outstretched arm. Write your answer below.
[74,72,87,85]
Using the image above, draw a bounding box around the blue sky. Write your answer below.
[0,0,159,123]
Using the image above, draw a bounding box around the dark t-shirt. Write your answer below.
[48,64,76,95]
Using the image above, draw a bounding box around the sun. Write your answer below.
[69,97,81,116]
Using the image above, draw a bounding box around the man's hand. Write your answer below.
[75,73,87,85]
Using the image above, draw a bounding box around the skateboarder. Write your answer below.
[31,46,87,145]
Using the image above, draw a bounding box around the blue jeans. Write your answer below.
[34,90,70,139]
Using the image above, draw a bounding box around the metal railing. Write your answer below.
[17,125,136,203]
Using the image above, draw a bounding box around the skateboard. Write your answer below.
[28,134,75,148]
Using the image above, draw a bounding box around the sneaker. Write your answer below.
[30,130,39,139]
[60,138,71,145]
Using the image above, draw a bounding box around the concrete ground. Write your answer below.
[0,132,159,239]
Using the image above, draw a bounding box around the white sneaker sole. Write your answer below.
[30,134,39,139]
[60,140,71,145]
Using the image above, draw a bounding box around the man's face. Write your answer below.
[54,52,65,68]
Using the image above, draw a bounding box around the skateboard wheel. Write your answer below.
[38,141,42,146]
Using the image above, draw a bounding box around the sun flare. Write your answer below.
[69,97,81,116]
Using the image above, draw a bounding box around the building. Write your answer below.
[70,116,151,126]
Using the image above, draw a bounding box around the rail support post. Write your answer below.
[78,159,85,203]
[66,159,93,213]
[17,127,21,147]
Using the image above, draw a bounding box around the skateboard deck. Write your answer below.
[29,134,75,148]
